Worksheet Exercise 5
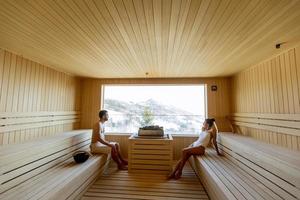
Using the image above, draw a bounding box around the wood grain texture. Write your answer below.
[230,44,300,150]
[80,77,231,132]
[105,134,199,161]
[190,146,300,200]
[82,161,209,200]
[0,0,299,78]
[217,133,300,189]
[0,130,109,200]
[128,134,173,174]
[0,49,81,145]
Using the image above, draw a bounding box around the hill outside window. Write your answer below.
[102,85,207,135]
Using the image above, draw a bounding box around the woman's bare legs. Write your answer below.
[168,144,194,179]
[169,146,205,179]
[168,159,182,179]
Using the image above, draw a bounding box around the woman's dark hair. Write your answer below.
[205,118,215,128]
[99,110,108,119]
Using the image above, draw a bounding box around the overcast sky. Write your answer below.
[103,85,206,115]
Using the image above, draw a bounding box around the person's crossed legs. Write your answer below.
[169,146,205,179]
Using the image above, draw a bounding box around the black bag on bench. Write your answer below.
[73,151,90,163]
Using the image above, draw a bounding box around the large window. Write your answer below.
[102,85,206,134]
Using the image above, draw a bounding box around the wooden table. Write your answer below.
[128,134,173,174]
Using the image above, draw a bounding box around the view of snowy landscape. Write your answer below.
[103,85,206,134]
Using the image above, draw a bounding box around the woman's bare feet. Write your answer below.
[167,170,176,180]
[167,172,176,180]
[174,170,182,179]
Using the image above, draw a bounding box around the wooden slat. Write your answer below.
[231,44,300,150]
[29,156,106,200]
[189,155,237,200]
[220,146,298,199]
[0,140,90,184]
[0,145,90,194]
[0,129,91,155]
[208,152,280,200]
[190,147,299,200]
[128,134,173,174]
[82,162,208,200]
[232,121,300,137]
[1,115,79,126]
[1,155,107,200]
[0,0,299,78]
[0,131,92,193]
[0,111,79,118]
[0,118,80,133]
[0,50,81,145]
[232,112,300,121]
[217,133,300,188]
[0,130,109,200]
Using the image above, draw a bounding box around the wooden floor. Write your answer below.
[81,162,209,200]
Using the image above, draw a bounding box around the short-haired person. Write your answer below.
[168,118,222,179]
[90,110,128,170]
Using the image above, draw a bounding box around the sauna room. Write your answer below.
[0,0,300,199]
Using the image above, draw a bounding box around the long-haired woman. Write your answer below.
[168,118,222,179]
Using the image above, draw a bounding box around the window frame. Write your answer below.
[100,83,207,136]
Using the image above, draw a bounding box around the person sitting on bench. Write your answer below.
[168,118,222,179]
[90,110,128,170]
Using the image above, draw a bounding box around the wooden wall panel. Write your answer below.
[105,134,198,160]
[231,44,300,150]
[80,77,231,132]
[0,49,81,145]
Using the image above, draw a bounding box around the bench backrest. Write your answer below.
[0,112,80,133]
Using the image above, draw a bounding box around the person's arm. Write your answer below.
[211,131,221,155]
[208,127,222,156]
[99,137,113,147]
[92,123,114,147]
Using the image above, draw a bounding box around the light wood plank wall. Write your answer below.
[105,134,197,160]
[0,49,81,145]
[230,45,300,150]
[80,77,231,132]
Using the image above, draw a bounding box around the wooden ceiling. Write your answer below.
[0,0,300,78]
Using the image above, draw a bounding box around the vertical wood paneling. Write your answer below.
[0,49,81,145]
[231,44,300,150]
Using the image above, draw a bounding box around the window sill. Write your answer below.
[105,132,198,137]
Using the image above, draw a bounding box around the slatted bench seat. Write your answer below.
[189,132,300,200]
[0,130,110,200]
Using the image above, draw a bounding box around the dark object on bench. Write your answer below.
[0,130,110,200]
[73,151,90,163]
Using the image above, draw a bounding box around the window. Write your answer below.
[102,85,206,134]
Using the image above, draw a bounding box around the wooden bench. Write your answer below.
[189,132,300,200]
[0,130,110,200]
